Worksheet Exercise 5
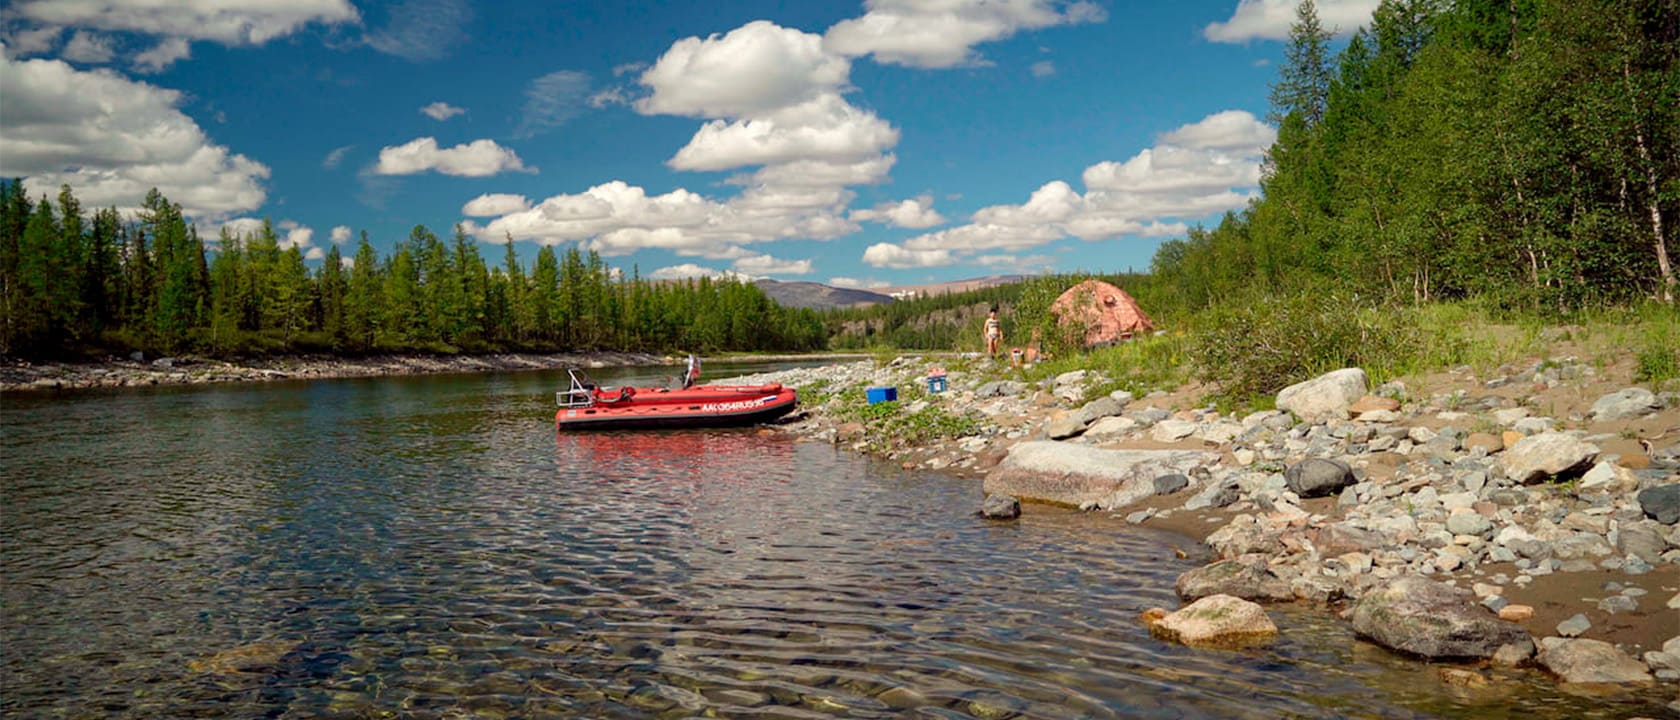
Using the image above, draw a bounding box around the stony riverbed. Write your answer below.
[722,354,1680,705]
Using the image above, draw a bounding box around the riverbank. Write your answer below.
[720,349,1680,701]
[0,351,669,392]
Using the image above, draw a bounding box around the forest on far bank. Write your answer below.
[0,182,828,360]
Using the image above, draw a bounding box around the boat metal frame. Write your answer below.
[555,368,597,409]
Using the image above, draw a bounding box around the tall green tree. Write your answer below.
[1269,0,1334,126]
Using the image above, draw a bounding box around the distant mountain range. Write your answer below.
[752,280,894,310]
[754,275,1030,310]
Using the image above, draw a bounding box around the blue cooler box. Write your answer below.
[926,376,947,393]
[866,386,898,404]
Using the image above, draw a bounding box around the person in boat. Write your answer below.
[681,354,701,389]
[983,307,1002,358]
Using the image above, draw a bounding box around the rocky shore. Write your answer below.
[724,354,1680,704]
[0,351,665,392]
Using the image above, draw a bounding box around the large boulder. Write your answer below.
[1175,559,1294,602]
[1589,387,1661,421]
[1149,594,1278,647]
[1276,368,1368,422]
[1638,484,1680,525]
[983,442,1216,510]
[1285,458,1355,498]
[1536,638,1654,684]
[1500,432,1599,484]
[1350,575,1530,660]
[1074,395,1126,425]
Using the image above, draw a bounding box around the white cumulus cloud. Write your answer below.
[649,263,749,281]
[0,52,269,218]
[862,109,1273,268]
[824,0,1105,68]
[637,20,850,118]
[828,276,890,289]
[130,36,190,73]
[733,253,812,276]
[1204,0,1380,42]
[668,94,898,172]
[461,193,531,217]
[850,195,946,228]
[60,30,114,63]
[420,101,465,120]
[329,225,351,243]
[11,0,358,44]
[281,225,314,250]
[862,243,954,269]
[374,137,533,177]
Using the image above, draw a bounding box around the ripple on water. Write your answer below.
[2,369,1671,719]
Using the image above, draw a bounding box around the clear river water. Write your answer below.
[2,360,1668,719]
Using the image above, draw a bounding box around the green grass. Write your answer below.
[826,384,984,454]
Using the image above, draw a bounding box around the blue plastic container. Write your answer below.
[866,386,898,404]
[926,376,947,394]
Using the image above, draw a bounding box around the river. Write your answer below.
[1,361,1665,719]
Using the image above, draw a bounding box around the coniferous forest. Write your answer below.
[0,182,827,360]
[1141,0,1677,314]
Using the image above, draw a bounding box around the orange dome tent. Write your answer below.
[1049,279,1154,347]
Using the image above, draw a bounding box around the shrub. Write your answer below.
[1189,292,1422,403]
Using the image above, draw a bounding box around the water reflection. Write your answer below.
[2,365,1670,719]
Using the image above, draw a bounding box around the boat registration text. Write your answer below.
[701,396,777,412]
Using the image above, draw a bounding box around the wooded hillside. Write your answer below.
[1144,0,1676,313]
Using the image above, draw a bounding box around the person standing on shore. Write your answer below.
[984,308,1002,358]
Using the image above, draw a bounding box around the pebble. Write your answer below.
[1556,613,1591,637]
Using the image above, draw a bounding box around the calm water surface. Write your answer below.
[2,362,1667,719]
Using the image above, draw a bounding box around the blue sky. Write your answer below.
[0,0,1381,289]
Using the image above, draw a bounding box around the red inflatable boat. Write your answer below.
[554,367,798,431]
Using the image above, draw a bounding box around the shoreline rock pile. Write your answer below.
[725,356,1680,692]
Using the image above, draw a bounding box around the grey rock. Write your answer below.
[1513,417,1553,435]
[1108,389,1135,406]
[1174,559,1294,602]
[1185,479,1240,511]
[1492,638,1535,666]
[1045,414,1089,440]
[1446,513,1493,537]
[1555,613,1590,637]
[1318,522,1387,554]
[1500,432,1599,483]
[1637,484,1680,524]
[1284,458,1355,498]
[984,442,1216,510]
[979,494,1021,520]
[1537,638,1654,684]
[976,381,1027,398]
[1130,406,1171,426]
[1150,594,1278,647]
[1597,595,1637,614]
[1617,520,1668,564]
[1589,387,1661,421]
[1152,419,1197,442]
[1075,396,1125,425]
[1277,368,1369,422]
[1350,575,1530,660]
[1153,473,1189,496]
[1553,533,1614,560]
